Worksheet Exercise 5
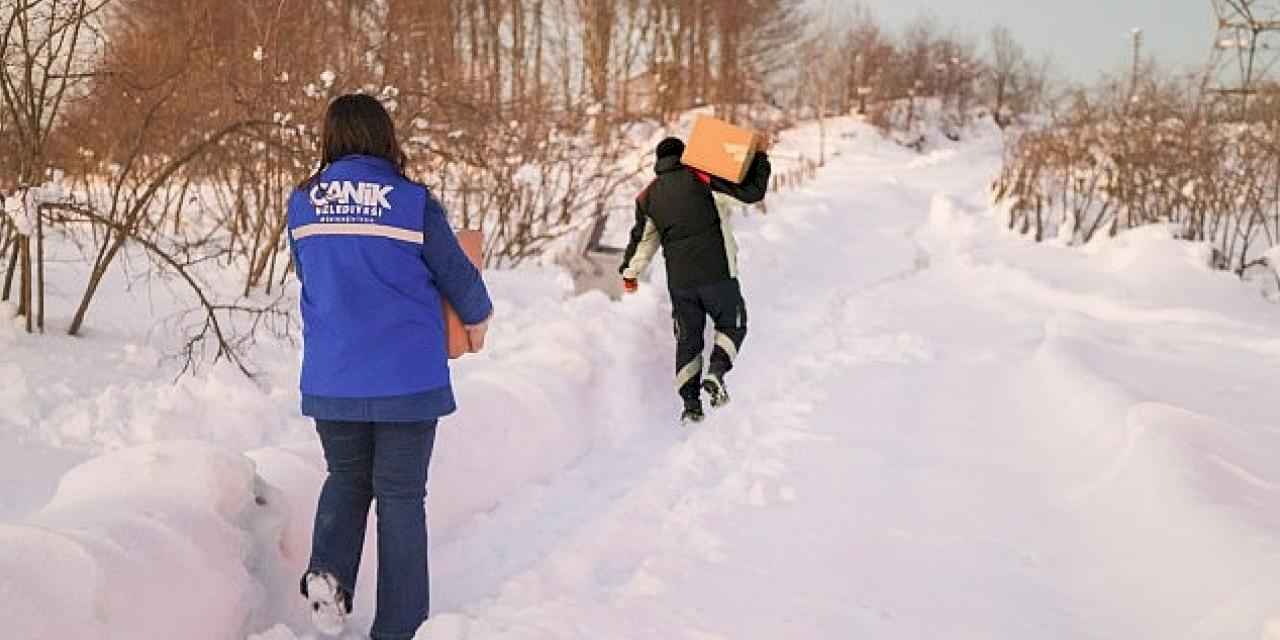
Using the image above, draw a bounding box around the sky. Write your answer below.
[851,0,1214,82]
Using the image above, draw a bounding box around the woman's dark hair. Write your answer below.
[300,94,407,188]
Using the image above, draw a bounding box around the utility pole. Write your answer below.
[854,54,870,116]
[1129,28,1145,103]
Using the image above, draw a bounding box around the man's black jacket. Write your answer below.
[620,151,771,291]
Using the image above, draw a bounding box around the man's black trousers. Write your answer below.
[671,278,748,408]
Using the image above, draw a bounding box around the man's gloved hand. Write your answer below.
[623,278,639,294]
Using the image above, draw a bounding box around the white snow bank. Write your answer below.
[0,237,690,640]
[0,441,286,640]
[0,280,684,639]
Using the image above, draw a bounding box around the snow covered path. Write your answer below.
[416,128,1280,639]
[6,120,1280,639]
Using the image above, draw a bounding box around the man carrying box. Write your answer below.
[619,135,771,425]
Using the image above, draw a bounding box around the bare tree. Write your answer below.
[988,25,1025,128]
[796,26,843,165]
[0,0,109,332]
[580,0,616,140]
[994,69,1280,275]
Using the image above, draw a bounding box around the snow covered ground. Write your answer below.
[5,116,1280,639]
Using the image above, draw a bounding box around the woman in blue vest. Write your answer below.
[287,94,493,640]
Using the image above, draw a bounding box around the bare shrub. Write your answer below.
[994,72,1280,274]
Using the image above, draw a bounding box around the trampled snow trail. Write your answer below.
[8,119,1280,640]
[409,135,963,639]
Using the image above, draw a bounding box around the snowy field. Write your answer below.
[4,117,1280,639]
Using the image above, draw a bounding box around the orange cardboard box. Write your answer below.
[681,115,763,184]
[443,230,484,359]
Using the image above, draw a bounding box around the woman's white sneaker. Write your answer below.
[304,571,349,637]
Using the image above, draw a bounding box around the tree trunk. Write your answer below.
[35,204,44,332]
[1,237,17,303]
[20,236,32,333]
[532,0,544,111]
[264,234,281,296]
[68,233,127,337]
[993,74,1011,129]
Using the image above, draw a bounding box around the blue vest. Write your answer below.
[287,155,492,422]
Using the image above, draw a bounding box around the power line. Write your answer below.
[1206,0,1280,110]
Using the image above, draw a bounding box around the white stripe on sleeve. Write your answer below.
[292,223,424,244]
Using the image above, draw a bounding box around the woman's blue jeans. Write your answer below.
[305,419,438,640]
